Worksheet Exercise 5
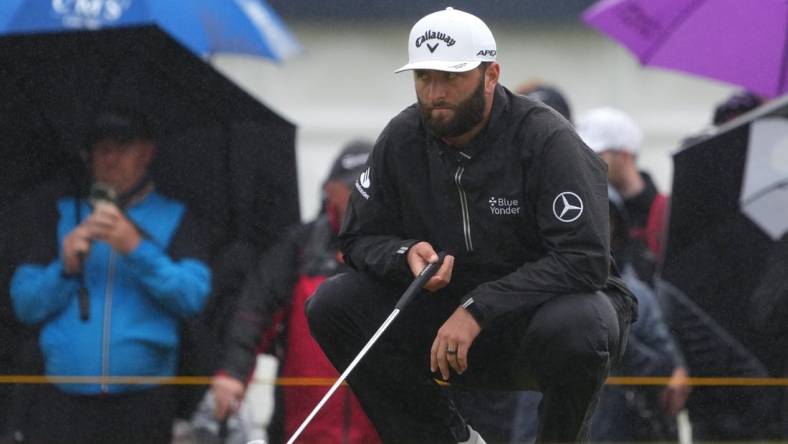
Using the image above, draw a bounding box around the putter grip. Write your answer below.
[395,251,447,310]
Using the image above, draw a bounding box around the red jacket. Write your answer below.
[220,215,380,443]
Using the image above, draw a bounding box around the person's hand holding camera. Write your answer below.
[85,202,142,254]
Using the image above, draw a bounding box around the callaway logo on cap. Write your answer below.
[395,7,496,73]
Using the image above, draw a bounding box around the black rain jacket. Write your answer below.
[340,84,629,327]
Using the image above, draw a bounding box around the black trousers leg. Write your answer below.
[516,291,624,443]
[455,291,623,443]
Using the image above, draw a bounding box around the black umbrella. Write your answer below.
[0,25,299,252]
[0,25,300,431]
[658,95,788,439]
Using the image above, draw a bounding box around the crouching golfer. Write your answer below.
[306,7,636,443]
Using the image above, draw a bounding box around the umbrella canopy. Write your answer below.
[659,96,788,438]
[0,24,300,254]
[0,0,300,60]
[582,0,788,98]
[740,117,788,239]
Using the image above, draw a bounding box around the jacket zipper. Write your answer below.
[100,249,117,393]
[454,164,474,252]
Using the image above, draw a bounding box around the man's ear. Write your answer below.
[485,62,500,91]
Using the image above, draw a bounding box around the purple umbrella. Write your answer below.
[582,0,788,98]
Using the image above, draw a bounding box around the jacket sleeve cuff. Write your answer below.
[125,239,165,272]
[461,296,486,328]
[388,239,419,283]
[397,239,419,261]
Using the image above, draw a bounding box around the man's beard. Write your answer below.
[420,75,486,139]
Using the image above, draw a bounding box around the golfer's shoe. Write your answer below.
[459,425,486,444]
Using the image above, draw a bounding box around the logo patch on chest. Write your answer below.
[489,196,521,215]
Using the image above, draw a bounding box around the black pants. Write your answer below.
[306,271,630,444]
[24,385,176,444]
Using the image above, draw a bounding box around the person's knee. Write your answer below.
[549,328,608,371]
[529,292,618,380]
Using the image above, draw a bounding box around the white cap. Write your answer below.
[395,7,496,73]
[576,107,643,154]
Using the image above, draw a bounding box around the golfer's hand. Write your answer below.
[407,242,454,292]
[62,223,93,274]
[212,374,245,420]
[660,366,690,416]
[86,203,141,254]
[430,306,480,381]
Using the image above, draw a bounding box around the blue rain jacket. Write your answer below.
[11,192,210,394]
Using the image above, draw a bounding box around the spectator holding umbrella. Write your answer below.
[10,108,211,444]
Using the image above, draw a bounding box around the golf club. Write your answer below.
[286,251,447,444]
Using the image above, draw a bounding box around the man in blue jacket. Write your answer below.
[11,109,211,444]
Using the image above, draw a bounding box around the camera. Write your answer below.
[88,183,118,208]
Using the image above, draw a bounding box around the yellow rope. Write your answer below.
[607,376,788,387]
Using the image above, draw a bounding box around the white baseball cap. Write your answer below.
[395,7,496,73]
[576,107,643,154]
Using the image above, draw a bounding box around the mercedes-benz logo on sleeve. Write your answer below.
[552,192,584,223]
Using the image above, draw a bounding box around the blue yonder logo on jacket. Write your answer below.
[489,196,521,215]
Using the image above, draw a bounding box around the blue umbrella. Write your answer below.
[0,0,300,60]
